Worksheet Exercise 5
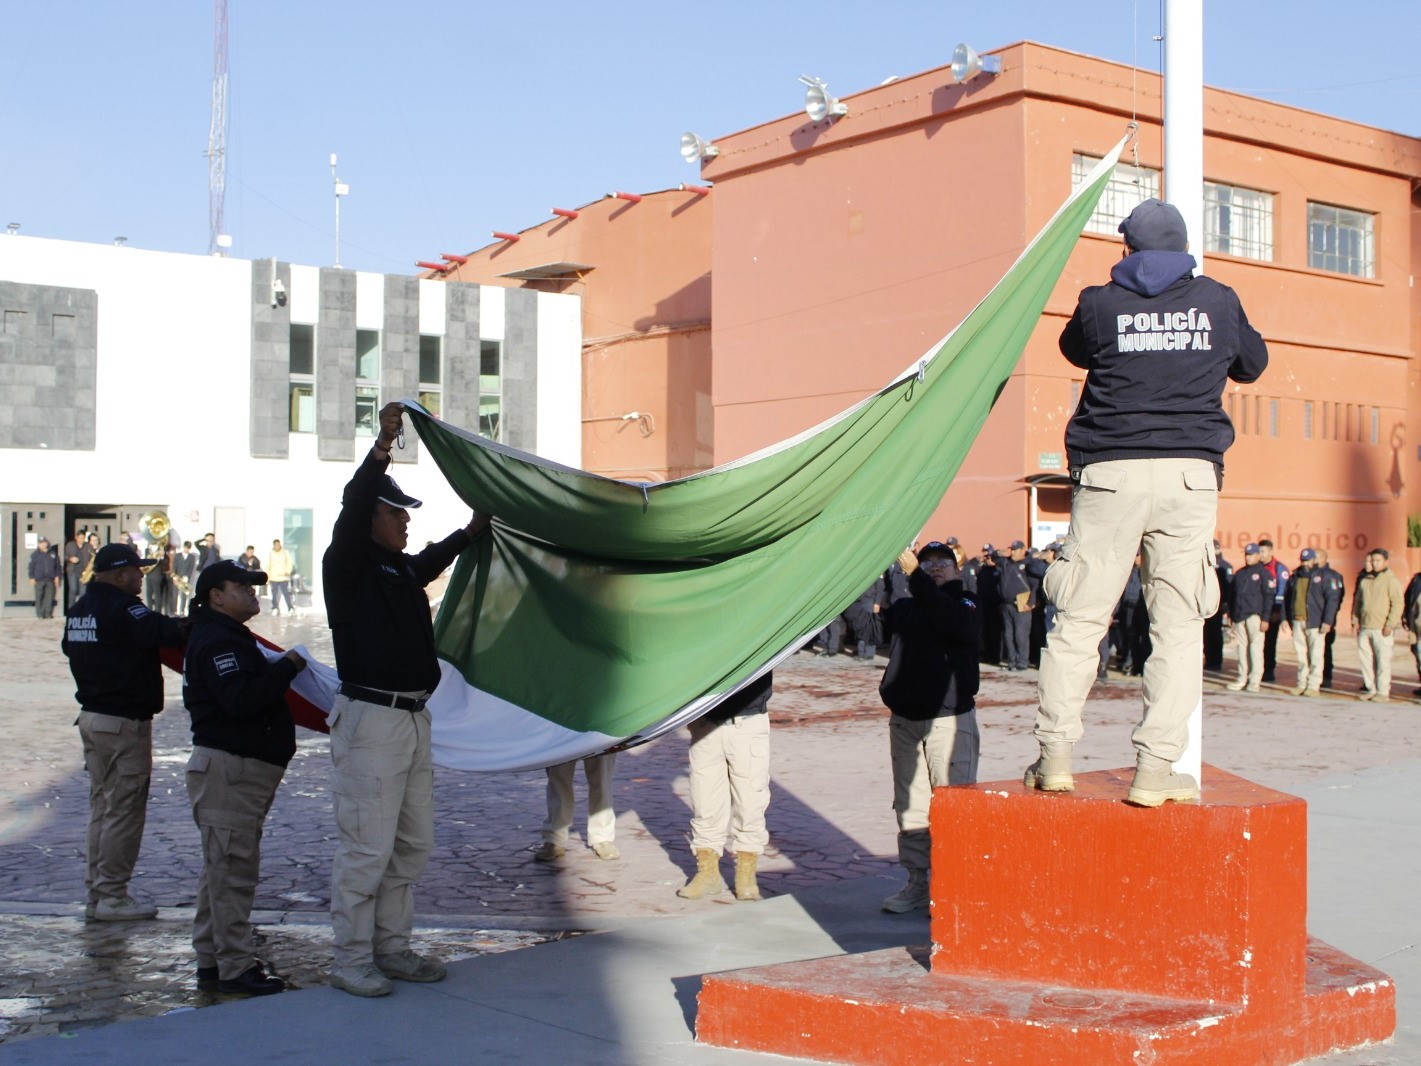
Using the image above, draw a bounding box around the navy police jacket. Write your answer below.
[1284,565,1344,630]
[1230,562,1277,622]
[61,581,185,719]
[324,449,471,693]
[879,570,981,720]
[183,608,300,767]
[1060,250,1268,469]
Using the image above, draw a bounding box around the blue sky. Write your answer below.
[2,1,1416,274]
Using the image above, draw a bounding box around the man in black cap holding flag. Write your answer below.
[183,559,307,996]
[62,542,186,921]
[323,402,491,997]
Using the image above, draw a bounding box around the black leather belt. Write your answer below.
[340,684,429,712]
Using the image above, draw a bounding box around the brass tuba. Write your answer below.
[141,510,171,546]
[140,511,171,577]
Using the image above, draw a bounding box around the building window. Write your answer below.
[1303,401,1313,440]
[479,340,502,441]
[289,323,315,433]
[1371,407,1380,445]
[355,329,380,436]
[1308,202,1374,278]
[1269,398,1278,438]
[418,335,442,419]
[1204,182,1273,261]
[1072,153,1161,237]
[2,310,23,335]
[52,313,75,339]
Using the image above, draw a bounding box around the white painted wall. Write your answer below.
[0,235,584,610]
[536,292,583,467]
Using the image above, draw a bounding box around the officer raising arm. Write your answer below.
[62,543,187,921]
[1028,198,1268,808]
[184,560,307,996]
[324,401,492,998]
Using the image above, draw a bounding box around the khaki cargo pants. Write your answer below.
[890,710,980,873]
[687,713,771,856]
[187,747,286,980]
[542,754,617,847]
[77,711,152,903]
[1035,458,1220,763]
[328,695,434,970]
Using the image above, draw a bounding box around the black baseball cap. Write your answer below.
[375,474,422,509]
[194,560,268,605]
[1009,539,1026,550]
[93,543,148,573]
[1119,198,1188,252]
[918,540,954,560]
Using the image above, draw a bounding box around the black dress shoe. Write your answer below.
[196,965,219,987]
[217,966,285,996]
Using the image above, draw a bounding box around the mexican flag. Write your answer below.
[386,137,1129,772]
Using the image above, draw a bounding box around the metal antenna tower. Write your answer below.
[206,0,229,254]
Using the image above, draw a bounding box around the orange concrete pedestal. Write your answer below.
[696,766,1394,1064]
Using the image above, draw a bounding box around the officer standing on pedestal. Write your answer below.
[1027,198,1267,807]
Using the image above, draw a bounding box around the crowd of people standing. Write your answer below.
[29,529,303,619]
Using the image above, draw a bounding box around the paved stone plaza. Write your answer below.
[1,609,1417,1050]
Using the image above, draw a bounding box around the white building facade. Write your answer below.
[0,236,581,616]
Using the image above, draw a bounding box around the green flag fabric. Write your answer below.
[407,139,1127,772]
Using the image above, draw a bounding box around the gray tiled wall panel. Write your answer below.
[502,287,538,453]
[0,281,97,450]
[317,269,356,461]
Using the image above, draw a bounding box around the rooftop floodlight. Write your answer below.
[951,44,1002,83]
[798,75,848,122]
[680,132,720,163]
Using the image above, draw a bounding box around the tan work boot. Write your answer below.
[591,841,619,860]
[91,894,158,922]
[1126,753,1200,808]
[677,848,727,899]
[1023,742,1074,791]
[733,852,762,901]
[533,841,565,863]
[881,867,930,913]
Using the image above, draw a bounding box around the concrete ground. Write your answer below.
[0,610,1416,1063]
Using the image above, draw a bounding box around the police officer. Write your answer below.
[1029,198,1267,808]
[677,673,775,904]
[1227,544,1275,692]
[878,541,982,913]
[324,401,491,998]
[184,559,306,996]
[1204,540,1233,670]
[1257,539,1290,683]
[976,545,1001,663]
[1285,547,1343,697]
[61,542,186,921]
[996,540,1033,670]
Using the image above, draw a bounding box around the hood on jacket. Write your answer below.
[1109,249,1197,297]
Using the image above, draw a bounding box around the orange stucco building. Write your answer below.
[440,41,1421,576]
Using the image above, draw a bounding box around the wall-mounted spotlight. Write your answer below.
[680,132,719,163]
[271,277,287,307]
[951,44,1002,83]
[798,75,848,122]
[5,222,19,236]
